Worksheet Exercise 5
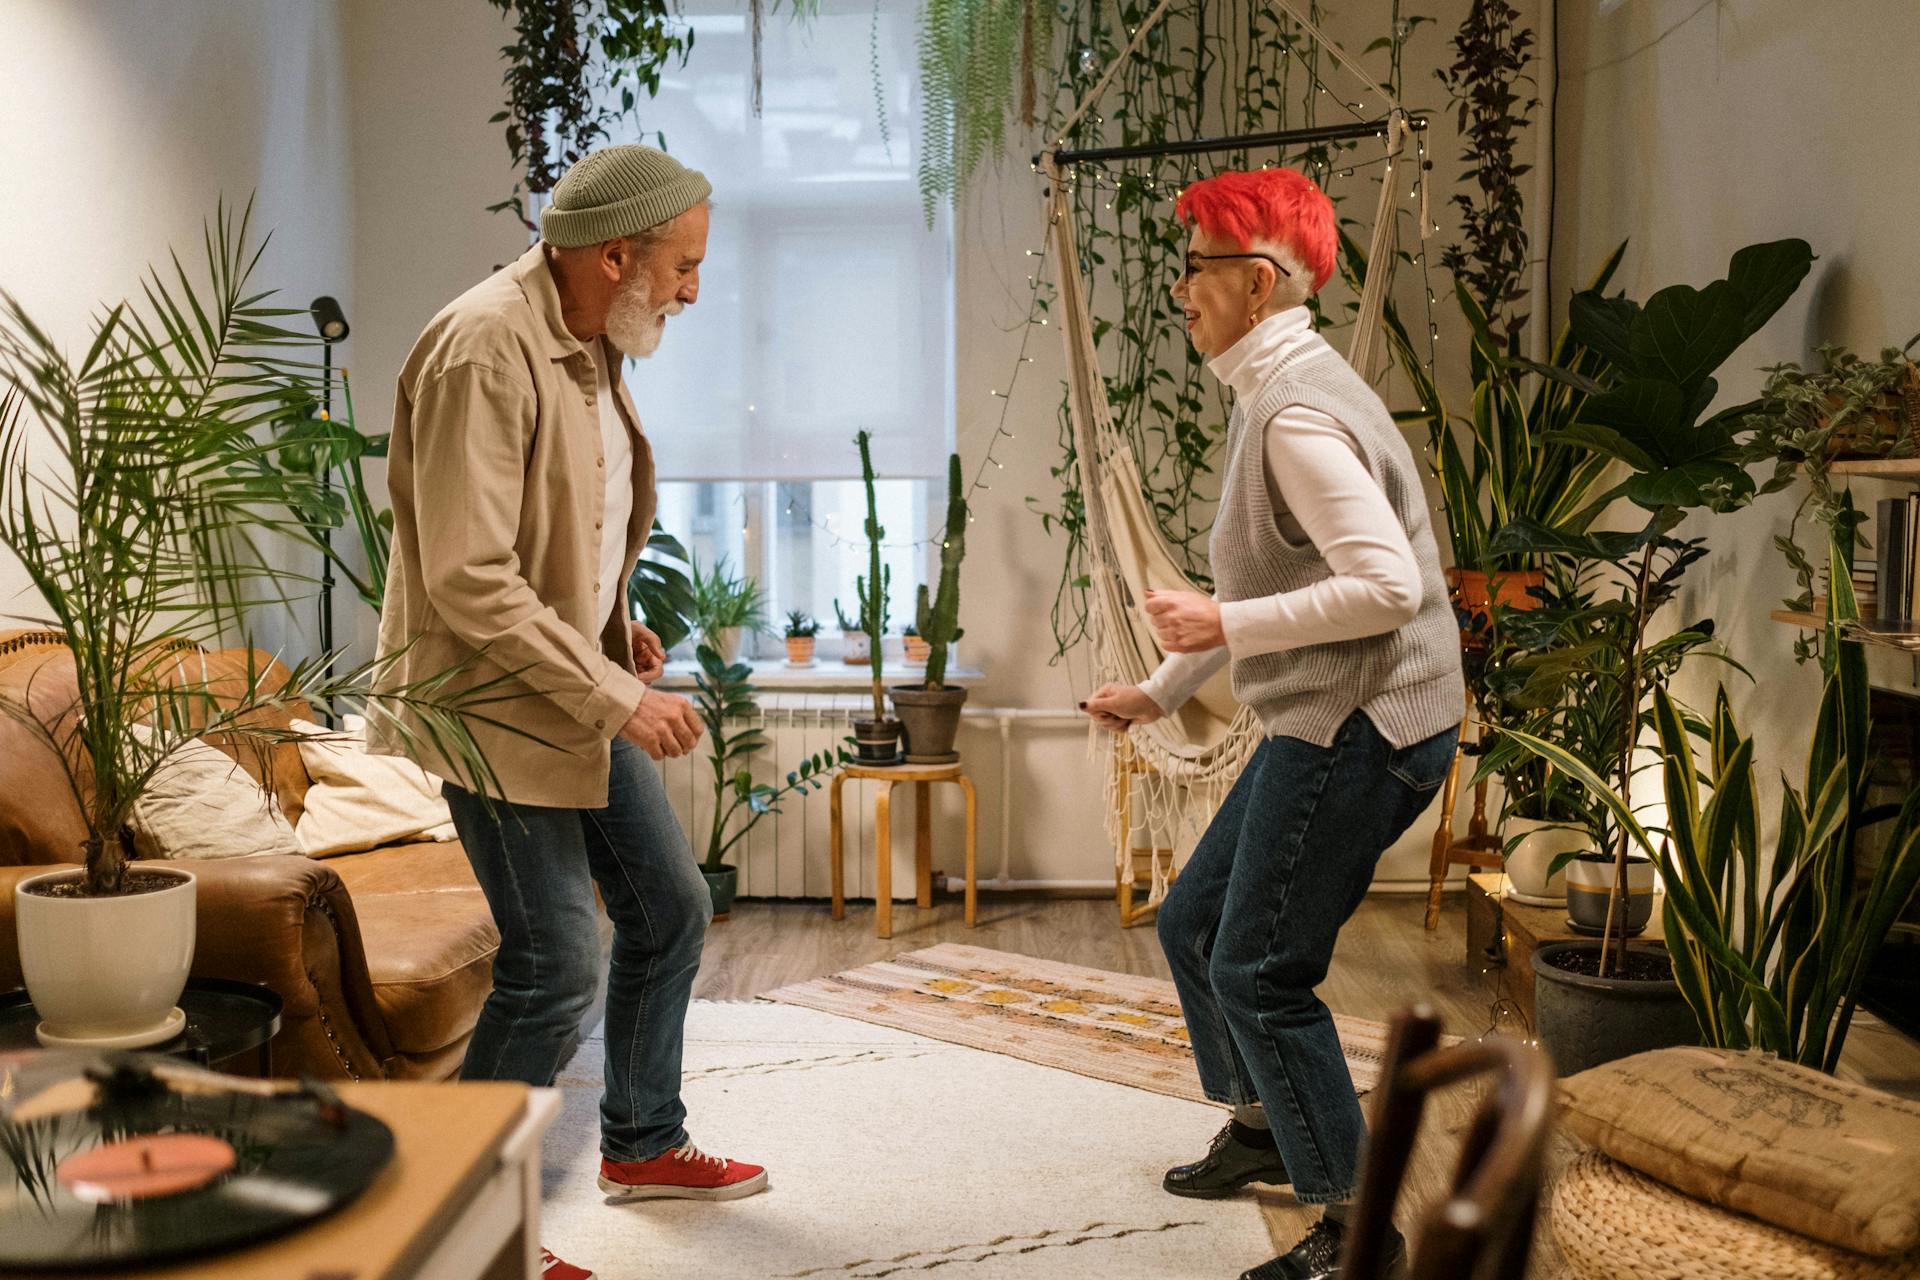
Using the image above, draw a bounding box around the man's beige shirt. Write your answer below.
[369,244,655,808]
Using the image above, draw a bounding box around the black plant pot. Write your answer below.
[890,685,968,764]
[1532,940,1700,1075]
[701,866,737,922]
[851,716,903,765]
[1566,853,1656,936]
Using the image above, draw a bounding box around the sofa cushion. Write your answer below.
[330,840,497,1058]
[288,718,457,857]
[128,726,300,861]
[1561,1045,1920,1256]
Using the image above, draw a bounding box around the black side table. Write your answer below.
[0,978,283,1076]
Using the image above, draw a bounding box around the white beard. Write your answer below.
[605,276,683,358]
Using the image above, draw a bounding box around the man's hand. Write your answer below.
[1081,683,1165,735]
[620,690,703,759]
[629,620,667,683]
[1144,590,1226,654]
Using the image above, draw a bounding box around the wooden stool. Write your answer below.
[1113,735,1176,928]
[829,761,977,939]
[1423,716,1504,929]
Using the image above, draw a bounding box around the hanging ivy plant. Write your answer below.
[916,0,1055,220]
[1029,1,1428,656]
[486,0,696,228]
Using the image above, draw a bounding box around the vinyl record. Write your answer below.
[0,1059,394,1269]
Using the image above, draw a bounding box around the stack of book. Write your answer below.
[1872,496,1920,628]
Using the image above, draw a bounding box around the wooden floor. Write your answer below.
[679,889,1920,1275]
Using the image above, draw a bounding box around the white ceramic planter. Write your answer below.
[1502,817,1586,906]
[842,632,872,664]
[709,627,742,664]
[15,865,196,1047]
[1566,854,1657,936]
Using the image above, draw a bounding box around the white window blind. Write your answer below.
[633,0,953,483]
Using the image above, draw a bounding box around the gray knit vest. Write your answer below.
[1210,341,1463,748]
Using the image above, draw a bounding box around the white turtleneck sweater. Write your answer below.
[1139,307,1424,716]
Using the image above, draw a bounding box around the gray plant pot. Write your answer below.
[1533,940,1700,1075]
[701,866,737,922]
[851,716,902,765]
[1566,853,1656,936]
[890,685,968,764]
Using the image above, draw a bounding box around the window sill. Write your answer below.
[655,659,985,693]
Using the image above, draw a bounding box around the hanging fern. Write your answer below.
[1028,1,1429,656]
[917,0,1056,221]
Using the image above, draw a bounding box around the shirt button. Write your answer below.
[595,519,604,530]
[596,457,605,468]
[595,718,606,729]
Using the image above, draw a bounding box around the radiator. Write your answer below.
[658,692,925,900]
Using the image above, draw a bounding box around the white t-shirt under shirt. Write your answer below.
[594,342,635,630]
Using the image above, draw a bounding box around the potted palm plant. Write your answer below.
[689,643,852,918]
[850,431,901,763]
[0,202,502,1047]
[891,453,968,763]
[690,555,767,664]
[783,611,819,666]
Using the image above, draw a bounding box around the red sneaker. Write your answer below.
[540,1247,593,1280]
[598,1140,769,1202]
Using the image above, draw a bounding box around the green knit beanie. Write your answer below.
[540,144,712,248]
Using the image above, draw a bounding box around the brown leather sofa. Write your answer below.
[0,631,497,1080]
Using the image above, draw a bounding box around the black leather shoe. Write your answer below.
[1163,1121,1290,1199]
[1237,1217,1406,1279]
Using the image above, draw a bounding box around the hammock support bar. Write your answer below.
[1040,114,1426,169]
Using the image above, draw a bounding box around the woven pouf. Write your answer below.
[1552,1153,1920,1280]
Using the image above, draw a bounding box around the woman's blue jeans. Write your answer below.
[1157,710,1457,1204]
[443,738,711,1162]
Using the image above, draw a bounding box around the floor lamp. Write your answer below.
[310,296,349,716]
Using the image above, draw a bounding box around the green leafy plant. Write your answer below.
[915,0,1055,220]
[690,643,852,873]
[908,452,968,689]
[1436,0,1536,346]
[854,430,891,719]
[689,554,768,650]
[486,0,696,226]
[1740,337,1920,657]
[0,201,513,897]
[250,375,393,612]
[1500,543,1920,1070]
[628,522,698,651]
[783,611,819,639]
[1493,238,1814,972]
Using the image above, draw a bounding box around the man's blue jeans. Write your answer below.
[1157,710,1456,1204]
[443,737,711,1162]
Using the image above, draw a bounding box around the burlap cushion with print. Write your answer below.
[1560,1045,1920,1256]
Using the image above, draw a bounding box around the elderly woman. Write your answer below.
[1083,167,1463,1280]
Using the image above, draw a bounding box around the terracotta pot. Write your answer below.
[784,636,816,666]
[890,685,968,763]
[1566,853,1657,937]
[842,632,871,665]
[15,865,196,1048]
[1447,567,1545,651]
[903,636,931,665]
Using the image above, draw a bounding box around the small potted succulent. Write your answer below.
[850,432,902,764]
[782,611,819,666]
[834,599,869,664]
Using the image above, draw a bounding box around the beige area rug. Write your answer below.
[764,944,1401,1103]
[541,1001,1274,1279]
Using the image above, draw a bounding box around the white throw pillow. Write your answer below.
[290,717,457,858]
[128,727,300,861]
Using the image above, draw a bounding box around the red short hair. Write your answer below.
[1175,168,1336,292]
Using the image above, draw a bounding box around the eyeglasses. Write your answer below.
[1179,252,1294,282]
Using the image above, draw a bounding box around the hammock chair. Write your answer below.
[1036,0,1428,911]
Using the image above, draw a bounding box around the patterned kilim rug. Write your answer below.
[541,1001,1274,1279]
[763,943,1401,1103]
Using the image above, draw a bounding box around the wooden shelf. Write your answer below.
[1824,457,1920,478]
[1772,608,1825,629]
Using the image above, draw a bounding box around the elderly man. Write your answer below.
[373,145,765,1278]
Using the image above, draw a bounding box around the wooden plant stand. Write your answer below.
[830,761,977,939]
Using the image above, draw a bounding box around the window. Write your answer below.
[627,0,953,652]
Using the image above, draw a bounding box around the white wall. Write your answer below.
[1553,0,1920,793]
[0,0,354,658]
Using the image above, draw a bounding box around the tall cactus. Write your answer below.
[855,430,890,719]
[916,453,967,689]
